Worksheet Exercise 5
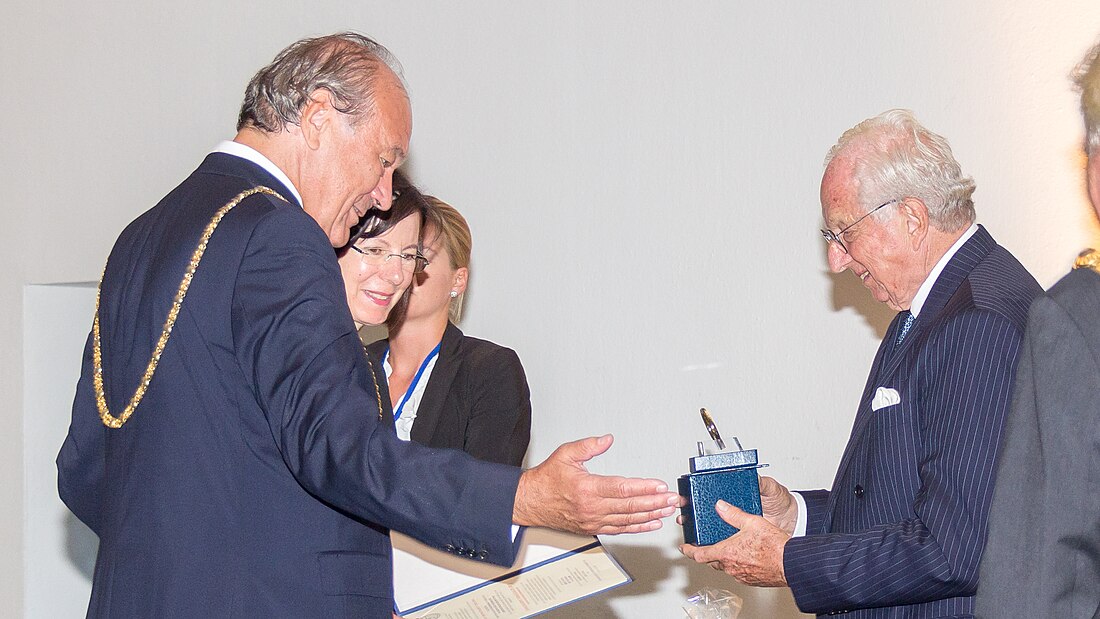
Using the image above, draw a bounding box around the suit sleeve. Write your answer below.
[461,346,532,467]
[233,207,521,565]
[57,331,106,535]
[975,294,1100,617]
[800,489,831,535]
[785,310,1024,613]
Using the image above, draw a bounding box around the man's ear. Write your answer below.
[898,197,929,250]
[298,89,336,151]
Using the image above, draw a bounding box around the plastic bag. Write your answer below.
[683,587,743,619]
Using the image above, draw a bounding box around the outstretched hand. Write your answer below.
[679,500,789,587]
[513,434,682,535]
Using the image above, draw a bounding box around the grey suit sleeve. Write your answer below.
[976,291,1100,618]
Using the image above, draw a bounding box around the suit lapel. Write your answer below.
[409,322,463,446]
[823,226,995,526]
[873,226,994,382]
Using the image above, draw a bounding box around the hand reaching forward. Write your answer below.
[512,435,682,535]
[679,500,790,587]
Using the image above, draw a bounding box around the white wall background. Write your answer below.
[5,2,1100,617]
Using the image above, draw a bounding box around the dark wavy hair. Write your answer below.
[339,170,433,328]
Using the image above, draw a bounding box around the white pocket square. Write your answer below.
[871,387,901,411]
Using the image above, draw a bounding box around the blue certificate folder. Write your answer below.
[391,528,632,618]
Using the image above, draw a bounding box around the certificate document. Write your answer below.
[392,528,631,618]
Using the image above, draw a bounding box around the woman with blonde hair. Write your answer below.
[365,195,531,466]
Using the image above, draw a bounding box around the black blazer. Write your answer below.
[366,321,531,467]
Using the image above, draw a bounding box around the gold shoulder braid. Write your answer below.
[362,345,385,421]
[94,186,285,428]
[1074,248,1100,274]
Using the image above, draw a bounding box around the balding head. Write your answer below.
[233,32,413,248]
[237,32,407,133]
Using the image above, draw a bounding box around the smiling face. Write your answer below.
[821,159,923,312]
[338,212,421,326]
[299,68,412,247]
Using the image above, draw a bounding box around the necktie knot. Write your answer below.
[895,311,915,346]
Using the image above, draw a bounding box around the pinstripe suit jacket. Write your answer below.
[975,266,1100,618]
[784,226,1041,618]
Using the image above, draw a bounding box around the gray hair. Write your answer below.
[237,32,405,132]
[1073,40,1100,153]
[825,109,976,232]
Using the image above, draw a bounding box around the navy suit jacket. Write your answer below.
[784,226,1041,617]
[976,266,1100,618]
[57,153,521,617]
[366,321,531,467]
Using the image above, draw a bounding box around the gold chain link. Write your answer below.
[1074,248,1100,274]
[363,345,385,421]
[94,186,284,428]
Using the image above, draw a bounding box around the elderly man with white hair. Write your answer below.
[682,110,1041,618]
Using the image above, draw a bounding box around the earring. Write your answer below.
[449,290,458,298]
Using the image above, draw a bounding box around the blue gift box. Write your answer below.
[678,448,765,546]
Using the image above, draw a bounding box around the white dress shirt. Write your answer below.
[212,141,303,207]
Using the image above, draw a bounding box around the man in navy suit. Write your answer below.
[681,110,1041,617]
[975,40,1100,618]
[57,32,679,617]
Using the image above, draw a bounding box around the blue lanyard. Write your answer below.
[385,342,442,422]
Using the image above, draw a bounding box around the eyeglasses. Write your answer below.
[350,245,429,274]
[820,199,898,254]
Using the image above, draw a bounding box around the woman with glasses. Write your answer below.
[363,194,531,467]
[340,175,529,618]
[337,170,429,330]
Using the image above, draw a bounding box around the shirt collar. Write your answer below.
[212,141,303,207]
[909,223,978,318]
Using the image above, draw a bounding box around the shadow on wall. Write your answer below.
[827,269,895,340]
[65,511,97,580]
[558,543,807,618]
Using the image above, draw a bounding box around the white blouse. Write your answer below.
[381,344,441,441]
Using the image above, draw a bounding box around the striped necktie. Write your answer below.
[895,311,915,345]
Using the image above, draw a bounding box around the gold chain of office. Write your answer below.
[363,344,384,421]
[1074,248,1100,274]
[93,186,284,429]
